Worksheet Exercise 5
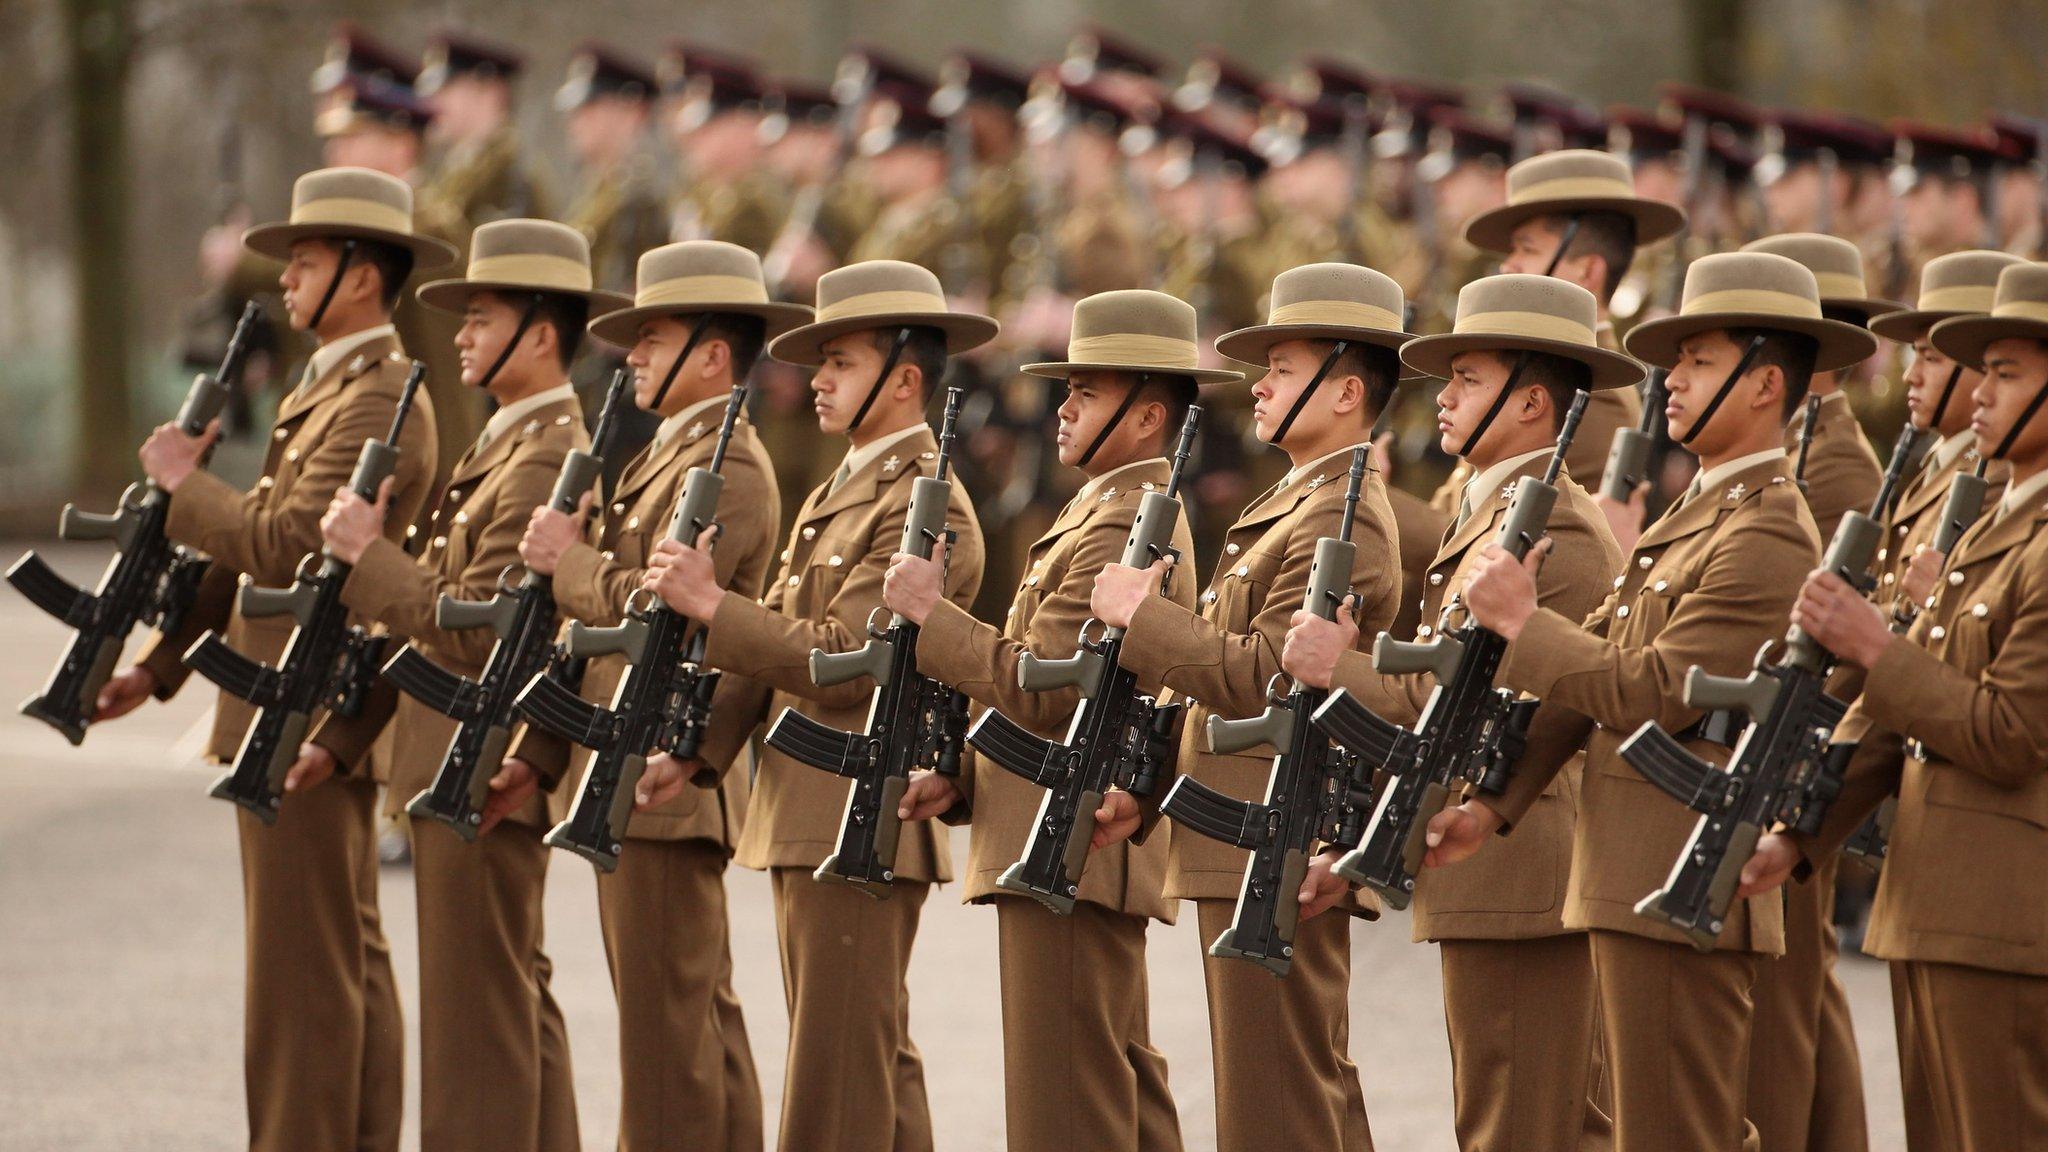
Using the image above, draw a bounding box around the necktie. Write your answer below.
[827,462,853,495]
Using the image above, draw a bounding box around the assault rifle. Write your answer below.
[10,302,264,743]
[964,406,1202,914]
[515,382,749,872]
[1318,391,1590,908]
[1158,446,1376,976]
[764,387,972,896]
[1619,424,1922,947]
[184,361,426,824]
[386,370,630,840]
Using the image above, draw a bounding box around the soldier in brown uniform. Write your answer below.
[1283,273,1635,1150]
[508,240,809,1152]
[636,260,994,1152]
[1433,252,1876,1151]
[1755,260,2048,1152]
[293,220,624,1152]
[845,63,964,278]
[931,52,1033,307]
[558,46,670,297]
[658,45,787,256]
[96,167,450,1152]
[417,31,550,242]
[1893,123,2007,299]
[883,290,1221,1151]
[1090,263,1410,1151]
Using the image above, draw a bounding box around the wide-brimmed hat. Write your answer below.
[768,260,998,365]
[1215,263,1414,374]
[587,240,812,347]
[1869,249,2027,344]
[244,167,459,270]
[1930,263,2048,370]
[415,219,630,316]
[1463,148,1687,254]
[1739,233,1902,324]
[1401,274,1645,391]
[1022,290,1244,387]
[1625,252,1878,372]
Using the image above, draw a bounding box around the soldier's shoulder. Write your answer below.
[353,348,417,391]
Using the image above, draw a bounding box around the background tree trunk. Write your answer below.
[63,0,132,501]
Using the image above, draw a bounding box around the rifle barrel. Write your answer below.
[1164,405,1203,501]
[1544,390,1591,486]
[708,382,748,474]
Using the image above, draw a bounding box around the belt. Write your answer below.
[1674,708,1745,750]
[1905,738,1934,763]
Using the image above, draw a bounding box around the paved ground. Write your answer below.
[1,540,1909,1150]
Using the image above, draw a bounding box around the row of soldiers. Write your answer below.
[74,110,2048,1151]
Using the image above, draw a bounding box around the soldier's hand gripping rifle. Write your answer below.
[184,361,426,824]
[1157,447,1376,977]
[9,303,263,744]
[1318,392,1590,909]
[1619,426,1922,948]
[965,406,1202,914]
[514,382,750,872]
[386,370,631,841]
[764,388,972,897]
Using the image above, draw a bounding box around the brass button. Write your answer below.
[431,535,447,550]
[626,515,640,531]
[284,448,299,463]
[1930,625,1946,640]
[1972,603,1989,618]
[1235,565,1249,578]
[828,555,843,567]
[612,503,626,515]
[1201,591,1217,605]
[1897,524,1910,537]
[1882,573,1896,586]
[273,428,289,441]
[600,550,615,560]
[787,575,801,588]
[802,526,818,540]
[1428,573,1444,586]
[779,548,791,562]
[1612,575,1625,589]
[452,511,469,526]
[1417,625,1433,638]
[257,476,274,490]
[1653,579,1669,593]
[1226,543,1241,555]
[1639,556,1653,569]
[1876,548,1888,563]
[1948,572,1966,586]
[1616,604,1631,619]
[447,490,461,503]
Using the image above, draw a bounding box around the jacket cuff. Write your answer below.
[164,469,244,550]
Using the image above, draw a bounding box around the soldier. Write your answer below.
[759,74,878,303]
[881,289,1220,1151]
[636,260,994,1152]
[844,60,962,276]
[1091,263,1410,1150]
[1431,251,1875,1150]
[292,220,621,1152]
[1058,24,1172,110]
[1990,115,2044,260]
[1282,272,1635,1150]
[95,167,449,1151]
[1408,109,1510,337]
[1758,112,1898,292]
[930,52,1034,307]
[1168,47,1267,140]
[508,240,809,1151]
[658,44,786,256]
[1892,122,2007,286]
[416,31,549,242]
[557,44,670,298]
[1755,259,2048,1152]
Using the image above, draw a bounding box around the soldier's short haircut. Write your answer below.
[1544,210,1637,301]
[1315,340,1401,424]
[1512,350,1593,433]
[529,294,589,370]
[1141,375,1196,442]
[356,240,415,312]
[697,313,767,380]
[1725,326,1821,419]
[870,325,951,401]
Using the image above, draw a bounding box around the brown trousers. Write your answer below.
[598,838,762,1152]
[1195,898,1373,1151]
[770,867,932,1152]
[237,775,403,1152]
[995,898,1182,1152]
[1439,934,1600,1150]
[1897,960,2048,1152]
[1891,961,1944,1152]
[1746,860,1869,1151]
[412,819,579,1152]
[1589,929,1763,1152]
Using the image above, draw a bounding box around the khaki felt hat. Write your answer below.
[243,166,458,270]
[1868,249,2028,344]
[587,240,813,347]
[1462,148,1687,254]
[1930,263,2048,370]
[1624,251,1878,373]
[1023,289,1244,385]
[1401,274,1645,391]
[1740,233,1902,325]
[768,260,999,365]
[1214,263,1416,375]
[415,218,631,316]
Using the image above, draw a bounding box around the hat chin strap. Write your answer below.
[1989,376,2048,461]
[1542,214,1583,279]
[473,293,547,393]
[649,316,716,411]
[1077,372,1152,467]
[847,327,913,434]
[1928,362,1964,430]
[1678,334,1769,447]
[306,239,359,331]
[1458,350,1534,458]
[1271,340,1351,448]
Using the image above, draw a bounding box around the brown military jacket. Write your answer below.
[670,171,788,256]
[566,157,673,296]
[1330,459,1622,941]
[694,425,985,882]
[1786,390,1881,544]
[847,192,966,274]
[420,127,550,247]
[505,403,779,847]
[1490,455,1818,954]
[1874,435,2009,616]
[1120,450,1402,904]
[1046,189,1152,301]
[1803,491,2048,977]
[137,333,438,761]
[916,458,1194,921]
[1385,485,1451,644]
[306,393,586,824]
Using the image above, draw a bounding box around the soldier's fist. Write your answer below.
[883,543,946,626]
[1091,557,1172,630]
[321,477,392,565]
[284,743,338,794]
[93,665,160,721]
[1282,605,1358,690]
[1460,539,1549,641]
[138,419,220,493]
[1422,799,1504,868]
[478,757,540,835]
[1089,788,1143,850]
[520,494,591,577]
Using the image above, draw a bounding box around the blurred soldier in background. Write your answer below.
[416,30,549,245]
[1990,114,2045,260]
[659,44,786,256]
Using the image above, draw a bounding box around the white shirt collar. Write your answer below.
[306,323,397,388]
[1461,446,1553,516]
[1284,444,1365,489]
[1928,430,1975,473]
[653,394,731,452]
[1693,447,1788,497]
[479,382,579,448]
[1998,467,2048,518]
[1077,457,1167,504]
[840,422,929,480]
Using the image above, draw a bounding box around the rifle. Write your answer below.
[385,370,630,840]
[764,387,972,896]
[1157,446,1377,976]
[515,382,750,872]
[1318,391,1591,908]
[1618,424,1922,948]
[1793,394,1822,493]
[184,361,426,824]
[10,303,263,745]
[964,406,1202,914]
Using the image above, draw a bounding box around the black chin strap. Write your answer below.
[1272,340,1350,447]
[1542,214,1583,278]
[1458,350,1534,458]
[1928,362,1964,430]
[1079,372,1151,467]
[474,293,547,391]
[1678,334,1770,446]
[307,239,359,331]
[651,316,716,410]
[1990,377,2048,461]
[849,327,913,433]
